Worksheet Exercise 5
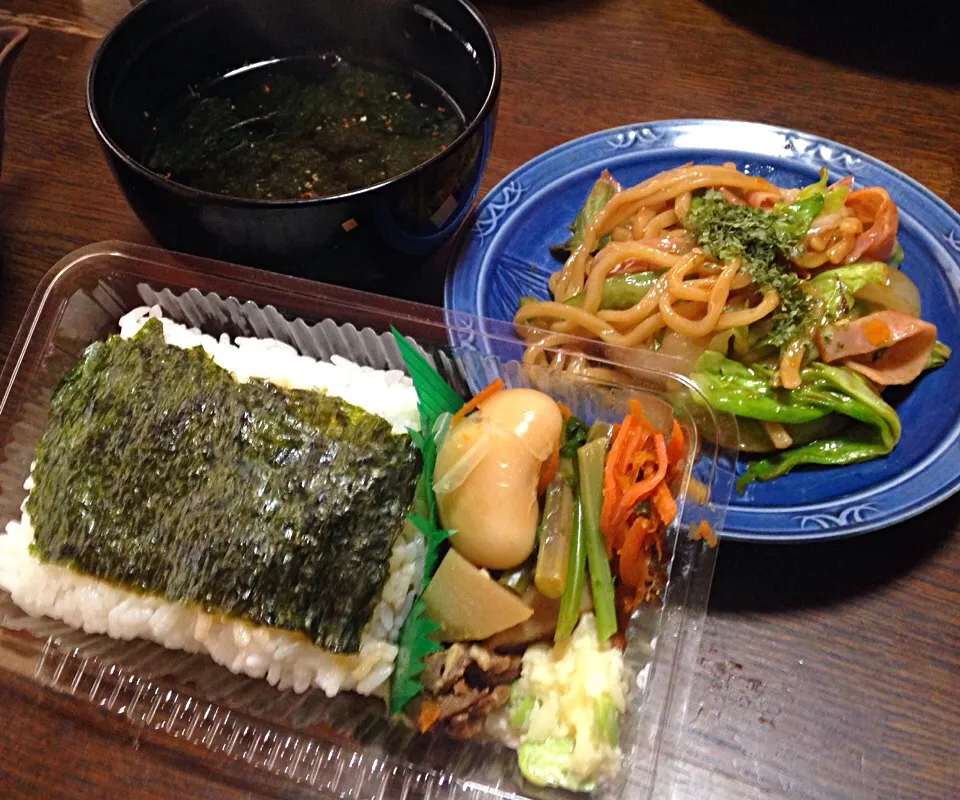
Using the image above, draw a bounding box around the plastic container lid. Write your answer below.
[0,242,735,799]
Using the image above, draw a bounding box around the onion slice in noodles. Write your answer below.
[855,267,921,317]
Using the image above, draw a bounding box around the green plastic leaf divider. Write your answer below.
[390,326,463,423]
[388,327,464,715]
[408,514,453,577]
[389,598,443,715]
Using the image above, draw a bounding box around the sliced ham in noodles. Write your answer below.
[844,187,898,263]
[815,309,936,385]
[744,190,780,209]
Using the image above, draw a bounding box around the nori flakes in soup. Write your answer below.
[145,56,464,201]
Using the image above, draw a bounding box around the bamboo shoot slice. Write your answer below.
[422,549,534,641]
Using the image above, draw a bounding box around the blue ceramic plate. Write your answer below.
[445,119,960,542]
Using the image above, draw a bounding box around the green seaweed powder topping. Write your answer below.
[27,319,421,654]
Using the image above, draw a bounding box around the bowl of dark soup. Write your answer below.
[88,0,499,286]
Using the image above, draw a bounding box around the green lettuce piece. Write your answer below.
[799,362,901,448]
[772,194,824,243]
[796,168,848,214]
[807,262,888,321]
[518,738,596,792]
[796,169,828,201]
[550,173,619,261]
[690,352,902,489]
[822,184,850,215]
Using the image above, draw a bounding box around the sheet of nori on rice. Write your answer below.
[25,319,421,654]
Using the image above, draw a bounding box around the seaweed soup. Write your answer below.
[145,55,465,201]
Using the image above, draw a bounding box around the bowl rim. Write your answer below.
[86,0,501,208]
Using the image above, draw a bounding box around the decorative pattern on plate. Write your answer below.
[472,180,524,242]
[607,127,663,150]
[784,133,864,174]
[489,254,552,322]
[447,119,960,542]
[795,504,881,531]
[443,308,480,354]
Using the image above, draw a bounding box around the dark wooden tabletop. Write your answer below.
[0,1,958,798]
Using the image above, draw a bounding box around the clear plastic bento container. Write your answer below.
[0,242,736,800]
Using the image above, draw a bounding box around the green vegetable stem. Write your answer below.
[535,475,575,599]
[555,172,620,257]
[559,415,590,458]
[577,439,618,642]
[555,461,585,641]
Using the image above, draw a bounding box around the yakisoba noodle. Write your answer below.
[511,159,945,486]
[547,164,775,300]
[515,163,891,389]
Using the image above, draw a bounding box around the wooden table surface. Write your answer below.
[0,1,958,798]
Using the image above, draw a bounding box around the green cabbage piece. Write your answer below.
[927,340,951,370]
[689,351,901,489]
[594,693,620,747]
[807,262,888,321]
[507,687,536,729]
[517,738,596,792]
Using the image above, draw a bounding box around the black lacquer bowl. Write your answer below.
[88,0,499,286]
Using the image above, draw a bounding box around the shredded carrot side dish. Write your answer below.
[690,519,718,547]
[602,400,686,612]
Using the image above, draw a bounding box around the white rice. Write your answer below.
[0,307,424,697]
